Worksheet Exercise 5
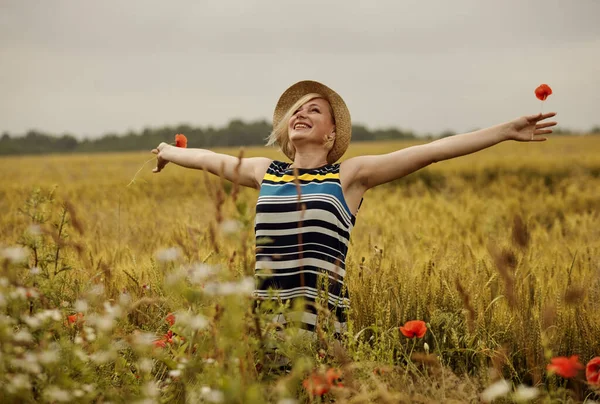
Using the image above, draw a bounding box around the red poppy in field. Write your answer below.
[325,368,342,386]
[302,373,330,396]
[153,330,177,348]
[535,84,552,101]
[586,357,600,385]
[547,355,584,378]
[399,320,427,338]
[166,312,175,327]
[175,133,187,148]
[67,312,84,325]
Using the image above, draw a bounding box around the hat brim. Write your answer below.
[273,80,351,164]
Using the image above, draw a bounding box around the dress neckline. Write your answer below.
[284,162,333,173]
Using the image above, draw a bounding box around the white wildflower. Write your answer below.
[10,287,28,300]
[27,224,42,236]
[204,389,224,403]
[139,358,154,373]
[513,384,540,402]
[38,349,60,364]
[481,379,511,402]
[204,358,216,365]
[30,266,41,275]
[1,246,28,263]
[92,313,115,332]
[36,309,62,322]
[7,373,31,392]
[74,335,84,344]
[90,351,114,364]
[277,399,298,404]
[0,277,7,286]
[220,219,242,235]
[82,383,95,393]
[11,353,41,374]
[143,381,159,398]
[119,291,132,305]
[14,329,33,343]
[204,277,254,297]
[84,326,97,341]
[133,332,158,347]
[187,263,217,285]
[155,247,180,263]
[240,277,255,294]
[73,389,85,398]
[177,312,208,331]
[75,299,89,312]
[201,386,211,394]
[44,386,72,402]
[23,315,42,329]
[424,342,430,354]
[104,301,122,317]
[169,369,182,378]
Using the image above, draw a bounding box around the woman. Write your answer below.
[152,80,557,336]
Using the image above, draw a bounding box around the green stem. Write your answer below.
[126,156,156,187]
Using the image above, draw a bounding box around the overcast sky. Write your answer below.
[1,0,599,138]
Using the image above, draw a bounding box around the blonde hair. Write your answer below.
[267,93,335,161]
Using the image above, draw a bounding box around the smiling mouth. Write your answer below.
[294,123,311,130]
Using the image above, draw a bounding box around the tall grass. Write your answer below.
[0,136,599,402]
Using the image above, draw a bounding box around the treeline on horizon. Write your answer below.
[0,119,597,156]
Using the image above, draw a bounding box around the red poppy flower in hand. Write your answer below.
[175,134,187,148]
[547,355,584,378]
[586,357,600,386]
[399,320,427,338]
[535,84,552,101]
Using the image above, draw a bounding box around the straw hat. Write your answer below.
[273,80,351,164]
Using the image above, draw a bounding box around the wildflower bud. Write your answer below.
[424,342,430,354]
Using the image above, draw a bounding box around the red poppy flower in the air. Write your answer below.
[399,320,427,338]
[175,133,187,148]
[586,357,600,386]
[535,84,552,101]
[547,355,584,378]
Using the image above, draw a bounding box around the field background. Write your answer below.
[1,135,599,402]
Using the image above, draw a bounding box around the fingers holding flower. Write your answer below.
[505,112,558,142]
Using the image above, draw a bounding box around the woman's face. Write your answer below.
[288,98,335,146]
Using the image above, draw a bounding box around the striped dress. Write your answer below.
[253,160,361,336]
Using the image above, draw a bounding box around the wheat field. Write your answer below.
[0,136,599,403]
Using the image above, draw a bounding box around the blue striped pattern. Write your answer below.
[254,161,361,335]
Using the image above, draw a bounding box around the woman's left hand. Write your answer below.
[505,112,557,142]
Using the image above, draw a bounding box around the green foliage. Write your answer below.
[0,120,420,156]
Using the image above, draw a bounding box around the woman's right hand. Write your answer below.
[151,142,171,173]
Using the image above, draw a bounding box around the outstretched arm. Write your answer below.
[343,112,557,190]
[152,143,272,189]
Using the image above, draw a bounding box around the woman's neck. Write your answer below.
[289,153,328,169]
